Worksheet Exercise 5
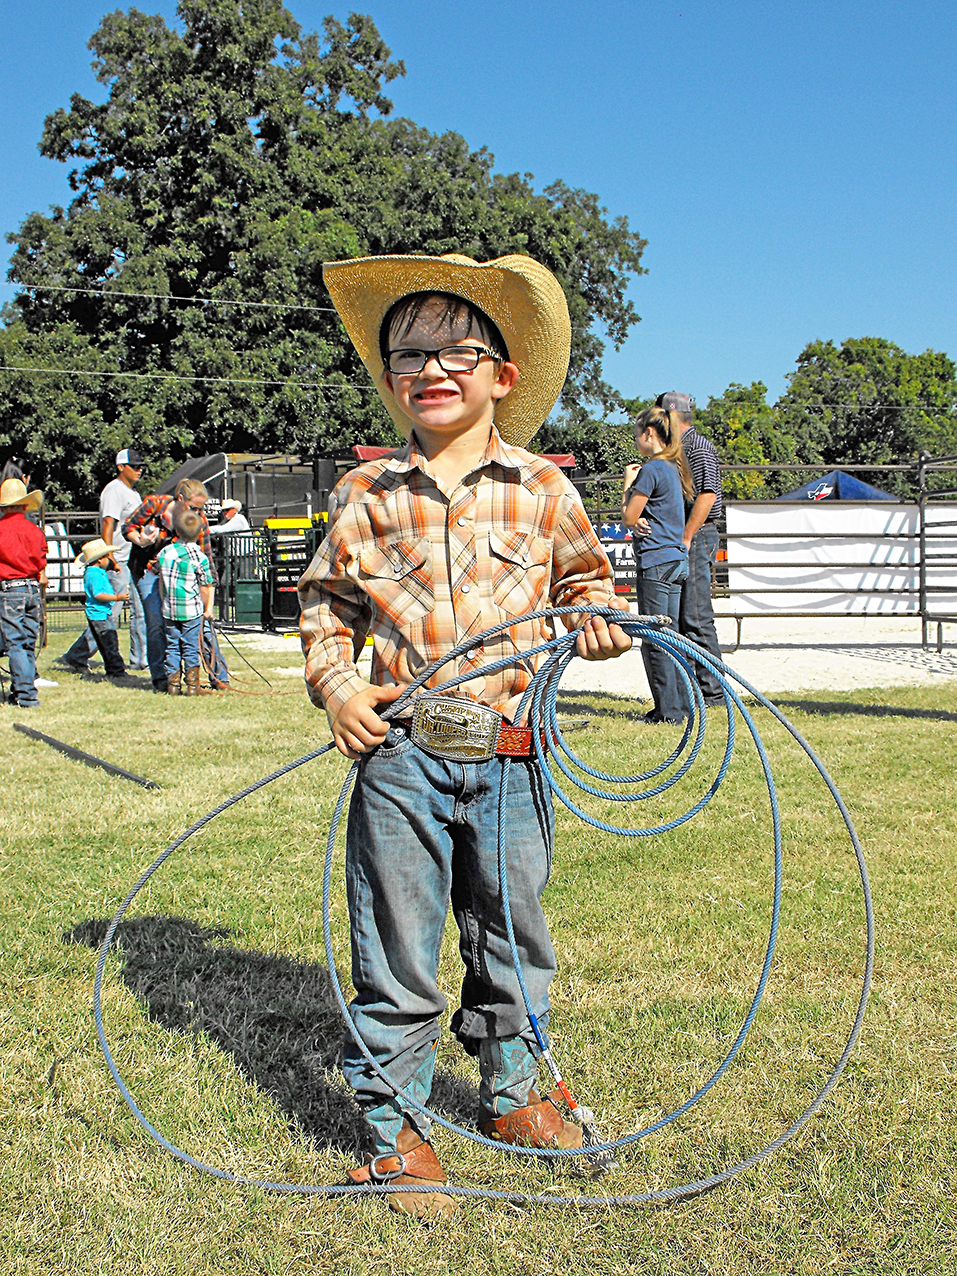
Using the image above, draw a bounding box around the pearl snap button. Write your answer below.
[460,583,471,593]
[457,516,467,526]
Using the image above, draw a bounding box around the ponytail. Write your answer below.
[633,407,694,501]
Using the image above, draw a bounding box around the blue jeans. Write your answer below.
[164,615,202,676]
[678,524,723,701]
[114,562,147,666]
[0,582,41,706]
[135,570,168,685]
[343,732,556,1152]
[636,556,689,722]
[63,564,147,668]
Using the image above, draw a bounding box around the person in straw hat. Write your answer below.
[0,477,47,708]
[298,253,632,1217]
[75,537,130,680]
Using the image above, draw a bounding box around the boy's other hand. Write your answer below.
[576,615,632,661]
[329,683,407,758]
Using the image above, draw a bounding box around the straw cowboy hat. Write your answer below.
[322,253,572,449]
[75,537,117,567]
[0,477,43,513]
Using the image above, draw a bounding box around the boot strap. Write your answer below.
[347,1140,447,1185]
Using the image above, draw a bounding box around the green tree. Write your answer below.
[775,337,957,495]
[0,1,645,505]
[697,381,797,498]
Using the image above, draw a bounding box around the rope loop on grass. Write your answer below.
[93,605,874,1207]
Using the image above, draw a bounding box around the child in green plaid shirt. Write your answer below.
[155,509,213,695]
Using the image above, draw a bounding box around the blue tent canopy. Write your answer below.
[776,470,896,501]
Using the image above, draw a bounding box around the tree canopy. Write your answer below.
[0,1,646,504]
[775,337,957,490]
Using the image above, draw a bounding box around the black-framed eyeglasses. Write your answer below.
[385,345,501,375]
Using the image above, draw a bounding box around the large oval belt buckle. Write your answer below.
[410,695,502,762]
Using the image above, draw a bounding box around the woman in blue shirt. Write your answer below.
[623,407,694,723]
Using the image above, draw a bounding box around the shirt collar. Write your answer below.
[389,426,528,483]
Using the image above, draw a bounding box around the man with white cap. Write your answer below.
[0,478,47,707]
[208,498,250,535]
[56,447,147,673]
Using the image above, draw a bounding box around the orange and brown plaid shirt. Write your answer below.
[298,428,616,721]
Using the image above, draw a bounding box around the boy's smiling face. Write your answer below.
[383,300,518,446]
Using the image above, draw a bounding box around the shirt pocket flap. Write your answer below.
[359,538,429,582]
[488,530,552,570]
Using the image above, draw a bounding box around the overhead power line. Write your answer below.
[2,281,338,313]
[0,364,376,389]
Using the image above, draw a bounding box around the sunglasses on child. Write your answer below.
[385,345,502,376]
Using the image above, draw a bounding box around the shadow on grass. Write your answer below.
[54,669,157,692]
[775,698,957,723]
[65,915,481,1158]
[555,691,648,719]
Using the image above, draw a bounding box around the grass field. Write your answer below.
[2,634,956,1275]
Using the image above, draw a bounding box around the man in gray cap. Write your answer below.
[654,392,724,704]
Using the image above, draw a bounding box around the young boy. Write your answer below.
[155,509,214,695]
[76,538,129,679]
[299,253,631,1218]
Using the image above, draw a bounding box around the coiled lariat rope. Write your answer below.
[94,605,873,1207]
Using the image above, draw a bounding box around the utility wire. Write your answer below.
[3,281,338,313]
[0,364,376,389]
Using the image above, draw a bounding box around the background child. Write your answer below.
[155,509,213,696]
[299,252,631,1218]
[622,406,694,723]
[76,538,129,680]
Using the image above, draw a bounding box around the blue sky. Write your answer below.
[0,0,954,406]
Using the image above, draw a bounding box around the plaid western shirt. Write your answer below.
[155,541,212,621]
[122,494,214,578]
[298,428,617,721]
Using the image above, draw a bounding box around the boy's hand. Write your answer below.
[328,683,407,759]
[117,589,130,601]
[203,604,214,618]
[576,615,632,661]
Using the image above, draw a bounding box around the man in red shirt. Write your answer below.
[0,478,47,708]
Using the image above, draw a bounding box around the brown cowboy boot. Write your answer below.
[480,1088,583,1150]
[184,667,201,696]
[167,670,182,695]
[347,1121,457,1219]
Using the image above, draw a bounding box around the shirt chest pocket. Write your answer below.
[489,530,553,613]
[358,538,434,629]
